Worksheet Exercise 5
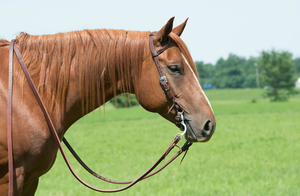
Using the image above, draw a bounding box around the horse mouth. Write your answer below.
[182,119,215,142]
[183,120,198,142]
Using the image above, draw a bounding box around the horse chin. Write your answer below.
[183,123,198,142]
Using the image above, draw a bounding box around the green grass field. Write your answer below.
[35,89,300,196]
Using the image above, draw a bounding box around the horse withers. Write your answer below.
[0,17,216,195]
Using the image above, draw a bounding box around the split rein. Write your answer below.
[7,32,192,194]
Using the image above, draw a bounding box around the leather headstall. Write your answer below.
[149,32,184,125]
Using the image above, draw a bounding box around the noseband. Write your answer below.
[149,32,187,136]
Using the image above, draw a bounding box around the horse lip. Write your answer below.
[184,118,198,142]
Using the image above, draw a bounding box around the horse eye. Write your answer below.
[167,65,181,74]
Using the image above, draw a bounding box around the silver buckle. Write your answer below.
[176,113,187,138]
[159,76,168,84]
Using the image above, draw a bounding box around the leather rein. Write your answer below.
[7,32,192,195]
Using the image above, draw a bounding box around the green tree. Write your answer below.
[243,74,257,88]
[109,93,139,108]
[195,61,215,85]
[294,57,300,76]
[259,50,297,101]
[242,57,261,88]
[195,61,205,79]
[213,67,245,88]
[213,54,247,88]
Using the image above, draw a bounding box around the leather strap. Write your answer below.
[149,32,184,124]
[63,136,191,185]
[7,37,192,193]
[7,40,14,196]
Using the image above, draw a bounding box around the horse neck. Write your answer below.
[16,29,149,134]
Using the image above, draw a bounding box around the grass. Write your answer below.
[35,88,300,196]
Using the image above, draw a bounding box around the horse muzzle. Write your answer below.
[181,117,216,142]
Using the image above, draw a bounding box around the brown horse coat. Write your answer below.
[0,17,215,195]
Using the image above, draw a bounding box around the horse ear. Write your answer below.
[172,18,189,37]
[154,17,175,45]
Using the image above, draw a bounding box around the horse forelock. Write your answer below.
[15,29,149,114]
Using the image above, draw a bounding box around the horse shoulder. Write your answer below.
[0,45,59,194]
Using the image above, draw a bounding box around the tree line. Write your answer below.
[196,50,300,90]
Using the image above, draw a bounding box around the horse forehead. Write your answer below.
[164,47,184,63]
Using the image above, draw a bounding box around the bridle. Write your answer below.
[149,32,187,135]
[6,32,192,195]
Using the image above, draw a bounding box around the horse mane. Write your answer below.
[10,29,196,115]
[14,29,150,114]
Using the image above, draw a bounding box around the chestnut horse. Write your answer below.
[0,17,216,195]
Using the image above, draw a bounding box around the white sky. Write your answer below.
[1,0,299,64]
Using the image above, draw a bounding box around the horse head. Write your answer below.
[136,17,216,142]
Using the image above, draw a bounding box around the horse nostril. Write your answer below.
[202,120,212,136]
